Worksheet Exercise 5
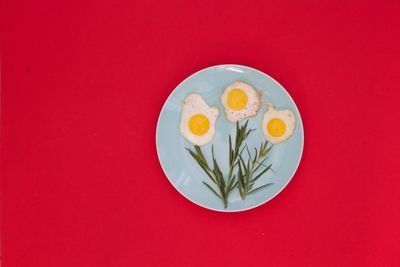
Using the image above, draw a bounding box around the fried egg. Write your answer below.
[180,94,219,146]
[262,104,296,144]
[221,81,261,122]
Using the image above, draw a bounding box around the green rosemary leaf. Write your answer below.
[186,148,214,180]
[188,147,214,181]
[238,154,247,173]
[239,146,246,156]
[237,161,244,186]
[185,147,197,157]
[245,145,252,160]
[246,157,251,185]
[194,145,208,165]
[248,181,255,189]
[187,148,204,163]
[228,135,233,166]
[217,165,226,188]
[238,181,244,197]
[251,164,272,183]
[202,182,222,199]
[252,157,269,174]
[227,175,237,192]
[212,145,225,188]
[260,142,272,157]
[186,148,205,166]
[237,159,243,178]
[253,147,258,165]
[261,141,267,152]
[244,120,249,131]
[248,183,273,195]
[235,121,240,147]
[211,168,220,185]
[198,164,216,184]
[211,147,219,172]
[231,180,238,191]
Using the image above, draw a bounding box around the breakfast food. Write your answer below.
[180,94,219,146]
[221,81,261,122]
[262,104,296,144]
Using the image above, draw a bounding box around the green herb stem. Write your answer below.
[237,141,274,199]
[187,120,253,208]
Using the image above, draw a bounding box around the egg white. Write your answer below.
[221,81,261,123]
[180,94,219,146]
[262,106,296,144]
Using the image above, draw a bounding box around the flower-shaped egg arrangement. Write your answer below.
[179,81,296,208]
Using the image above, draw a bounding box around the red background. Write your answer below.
[2,0,400,266]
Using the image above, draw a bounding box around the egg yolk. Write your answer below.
[188,114,210,135]
[227,89,248,110]
[267,118,286,137]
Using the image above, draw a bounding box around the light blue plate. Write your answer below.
[156,65,304,212]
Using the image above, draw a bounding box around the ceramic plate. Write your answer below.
[156,64,304,212]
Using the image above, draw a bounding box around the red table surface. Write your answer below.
[2,0,400,266]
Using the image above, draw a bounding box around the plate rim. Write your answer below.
[155,64,304,212]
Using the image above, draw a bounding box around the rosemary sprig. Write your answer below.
[186,120,253,208]
[227,120,254,184]
[186,145,231,208]
[237,141,274,199]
